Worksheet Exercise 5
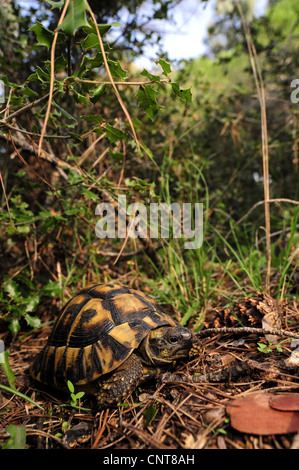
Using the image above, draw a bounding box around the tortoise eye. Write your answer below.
[169,336,179,344]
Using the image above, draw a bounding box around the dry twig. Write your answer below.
[235,0,271,289]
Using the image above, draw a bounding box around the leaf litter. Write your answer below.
[0,291,299,449]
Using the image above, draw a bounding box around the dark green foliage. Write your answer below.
[0,0,298,348]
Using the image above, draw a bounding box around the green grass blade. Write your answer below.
[0,384,45,411]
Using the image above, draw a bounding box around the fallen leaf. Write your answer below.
[285,347,299,367]
[226,392,299,435]
[269,394,299,411]
[182,432,208,449]
[217,435,227,449]
[257,293,283,343]
[262,313,281,343]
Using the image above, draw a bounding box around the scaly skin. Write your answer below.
[95,353,143,408]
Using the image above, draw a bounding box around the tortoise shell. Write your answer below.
[30,283,178,390]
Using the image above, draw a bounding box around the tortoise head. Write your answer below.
[138,324,200,366]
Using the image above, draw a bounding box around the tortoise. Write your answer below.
[30,282,201,408]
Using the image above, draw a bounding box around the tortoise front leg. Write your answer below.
[140,365,168,382]
[95,353,143,408]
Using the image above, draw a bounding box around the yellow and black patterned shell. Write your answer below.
[30,283,177,390]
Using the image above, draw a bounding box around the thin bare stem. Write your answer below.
[235,0,271,290]
[73,77,170,86]
[1,121,70,139]
[226,198,299,239]
[86,2,141,154]
[0,161,13,226]
[38,0,70,157]
[0,90,57,124]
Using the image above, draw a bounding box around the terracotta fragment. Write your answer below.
[269,394,299,411]
[226,392,299,435]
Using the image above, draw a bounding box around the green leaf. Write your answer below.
[15,225,31,234]
[82,187,99,201]
[45,0,64,8]
[38,208,53,218]
[39,217,57,233]
[29,21,54,49]
[0,350,16,390]
[91,84,106,103]
[82,19,111,36]
[143,403,158,427]
[59,0,89,35]
[137,85,159,121]
[70,393,76,403]
[25,314,41,329]
[41,281,62,297]
[52,101,77,120]
[171,82,192,104]
[28,66,51,84]
[71,89,89,105]
[156,58,171,76]
[140,69,160,82]
[111,21,122,28]
[107,60,127,79]
[67,380,75,393]
[9,318,20,336]
[24,294,40,313]
[82,114,104,124]
[4,280,21,299]
[105,123,127,143]
[68,168,84,184]
[23,87,39,98]
[2,425,26,449]
[257,342,272,354]
[181,301,201,326]
[0,75,16,88]
[139,143,159,170]
[81,33,100,50]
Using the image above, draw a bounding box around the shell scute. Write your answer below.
[30,283,177,388]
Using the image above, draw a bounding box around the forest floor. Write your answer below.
[1,286,299,450]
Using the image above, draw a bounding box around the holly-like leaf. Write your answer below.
[105,124,127,143]
[156,58,172,76]
[82,33,100,50]
[25,314,42,329]
[9,318,20,336]
[29,21,54,49]
[41,281,62,297]
[171,82,192,104]
[0,75,15,88]
[81,33,112,54]
[140,69,161,82]
[28,66,51,84]
[137,85,159,121]
[52,101,77,120]
[90,84,106,104]
[24,294,40,313]
[82,18,112,36]
[4,280,21,299]
[108,60,127,79]
[45,0,64,8]
[71,89,89,105]
[82,114,104,124]
[59,0,89,35]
